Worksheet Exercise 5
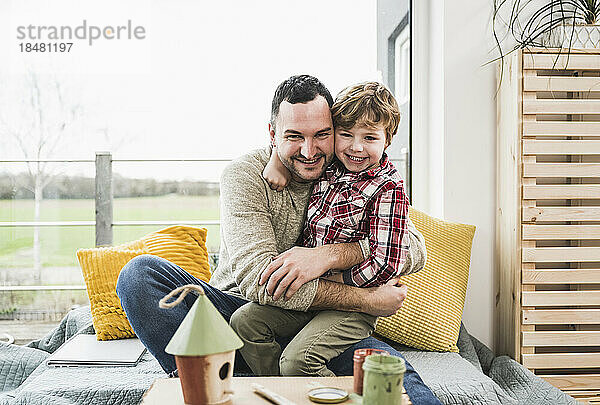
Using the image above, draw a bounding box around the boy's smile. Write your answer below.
[335,124,388,172]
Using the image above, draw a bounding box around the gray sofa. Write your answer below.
[0,305,575,405]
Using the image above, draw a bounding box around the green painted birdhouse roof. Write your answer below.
[165,293,243,356]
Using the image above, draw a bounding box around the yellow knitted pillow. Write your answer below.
[77,226,211,340]
[375,208,475,352]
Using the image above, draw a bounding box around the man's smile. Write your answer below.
[294,156,324,166]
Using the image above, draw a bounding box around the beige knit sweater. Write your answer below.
[209,148,427,312]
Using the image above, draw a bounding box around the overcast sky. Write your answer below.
[0,0,378,181]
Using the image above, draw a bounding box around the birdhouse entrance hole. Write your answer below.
[219,362,230,380]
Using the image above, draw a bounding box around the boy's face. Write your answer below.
[334,124,388,172]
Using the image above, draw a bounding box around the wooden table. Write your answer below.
[142,376,411,404]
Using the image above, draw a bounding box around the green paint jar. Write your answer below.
[362,354,406,405]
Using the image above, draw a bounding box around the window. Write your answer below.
[0,1,380,338]
[394,27,411,106]
[377,1,411,198]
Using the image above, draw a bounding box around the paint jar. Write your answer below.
[352,348,388,395]
[362,354,406,405]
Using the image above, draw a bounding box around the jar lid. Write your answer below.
[353,348,389,360]
[362,354,406,374]
[307,387,349,403]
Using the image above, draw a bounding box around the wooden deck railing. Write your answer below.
[0,152,407,293]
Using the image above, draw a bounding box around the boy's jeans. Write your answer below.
[116,254,442,405]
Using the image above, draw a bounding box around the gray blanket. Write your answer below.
[0,307,575,405]
[0,307,164,405]
[389,327,576,405]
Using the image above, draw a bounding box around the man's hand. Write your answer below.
[364,278,408,317]
[259,246,331,301]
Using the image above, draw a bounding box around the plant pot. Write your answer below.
[542,24,600,48]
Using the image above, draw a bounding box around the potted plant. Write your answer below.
[541,2,600,48]
[492,0,599,80]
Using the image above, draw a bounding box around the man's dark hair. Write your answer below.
[270,75,333,129]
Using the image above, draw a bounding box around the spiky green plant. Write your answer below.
[492,0,599,91]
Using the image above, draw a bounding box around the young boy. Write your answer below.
[229,82,417,376]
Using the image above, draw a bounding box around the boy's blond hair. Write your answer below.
[331,82,401,145]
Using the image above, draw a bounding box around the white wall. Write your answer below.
[412,0,497,350]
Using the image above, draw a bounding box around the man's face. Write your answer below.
[269,96,334,182]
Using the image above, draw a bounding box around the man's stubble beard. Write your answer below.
[278,150,332,183]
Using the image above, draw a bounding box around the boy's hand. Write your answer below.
[263,148,291,192]
[263,166,290,192]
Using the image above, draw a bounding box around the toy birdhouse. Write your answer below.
[159,284,243,405]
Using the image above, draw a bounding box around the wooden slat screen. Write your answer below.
[519,50,600,395]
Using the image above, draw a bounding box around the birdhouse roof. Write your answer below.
[165,293,243,356]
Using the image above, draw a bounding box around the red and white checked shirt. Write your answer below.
[301,153,410,287]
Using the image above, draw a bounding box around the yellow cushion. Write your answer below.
[77,226,211,340]
[374,207,475,352]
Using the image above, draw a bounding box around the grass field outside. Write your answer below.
[1,195,221,314]
[0,195,221,270]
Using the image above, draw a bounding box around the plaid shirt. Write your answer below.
[301,153,410,287]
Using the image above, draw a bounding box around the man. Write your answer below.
[116,75,441,404]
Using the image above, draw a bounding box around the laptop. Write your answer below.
[46,334,147,367]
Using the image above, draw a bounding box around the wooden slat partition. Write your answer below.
[523,269,600,284]
[524,76,600,92]
[523,140,600,155]
[541,375,600,391]
[522,291,600,306]
[522,185,600,199]
[523,122,600,137]
[523,163,600,178]
[523,53,600,69]
[523,309,600,324]
[497,49,600,396]
[523,207,600,221]
[496,49,523,362]
[523,99,600,115]
[563,391,600,403]
[522,331,600,346]
[523,225,600,239]
[523,353,600,369]
[523,247,600,262]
